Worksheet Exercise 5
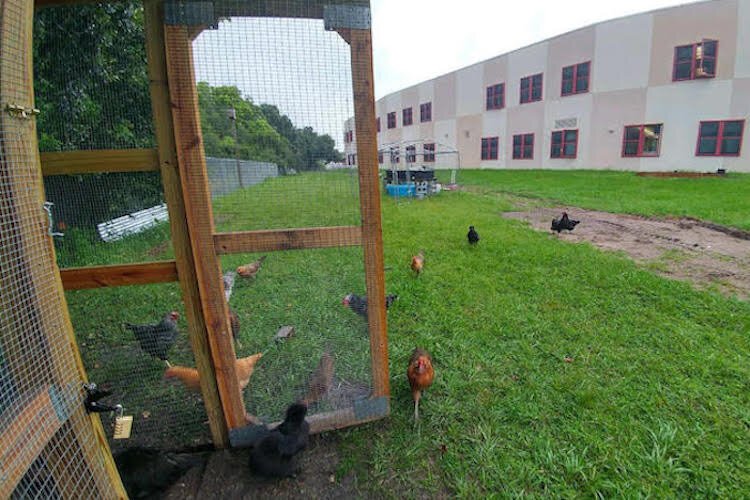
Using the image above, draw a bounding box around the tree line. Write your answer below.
[34,1,341,228]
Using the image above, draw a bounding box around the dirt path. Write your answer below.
[502,207,750,300]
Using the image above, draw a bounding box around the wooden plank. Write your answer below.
[36,0,366,18]
[164,24,246,430]
[144,0,229,447]
[0,0,126,497]
[40,148,159,176]
[348,29,390,400]
[60,261,179,290]
[0,387,63,498]
[214,226,362,254]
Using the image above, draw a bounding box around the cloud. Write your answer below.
[371,0,701,98]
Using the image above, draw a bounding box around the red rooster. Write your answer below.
[407,348,434,421]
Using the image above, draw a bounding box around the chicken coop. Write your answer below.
[0,0,387,497]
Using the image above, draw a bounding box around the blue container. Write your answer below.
[386,183,416,197]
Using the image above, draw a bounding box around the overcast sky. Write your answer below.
[371,0,702,99]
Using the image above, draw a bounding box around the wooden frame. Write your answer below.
[214,226,362,254]
[60,261,178,290]
[41,148,159,176]
[163,23,246,431]
[0,0,126,496]
[144,0,231,445]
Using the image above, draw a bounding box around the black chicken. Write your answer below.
[342,293,398,318]
[467,225,480,244]
[114,447,207,499]
[551,212,580,233]
[248,403,310,478]
[124,311,180,367]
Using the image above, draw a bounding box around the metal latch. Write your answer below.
[5,103,40,119]
[43,202,64,238]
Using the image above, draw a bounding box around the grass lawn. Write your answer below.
[63,170,750,495]
[445,169,750,230]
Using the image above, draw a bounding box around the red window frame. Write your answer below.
[423,143,435,162]
[376,117,380,132]
[405,145,416,163]
[403,107,413,126]
[561,61,590,96]
[481,137,499,160]
[520,73,543,104]
[387,112,396,129]
[551,129,578,158]
[420,102,432,122]
[622,124,663,157]
[696,119,744,156]
[512,133,534,159]
[486,83,505,110]
[673,39,718,81]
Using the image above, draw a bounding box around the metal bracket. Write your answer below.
[165,0,218,27]
[43,202,64,238]
[353,395,389,420]
[323,5,371,31]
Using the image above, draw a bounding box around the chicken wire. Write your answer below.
[66,284,212,452]
[1,0,119,497]
[31,0,207,462]
[167,0,385,428]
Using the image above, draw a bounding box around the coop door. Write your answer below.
[162,1,389,434]
[0,0,125,498]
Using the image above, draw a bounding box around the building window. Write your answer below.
[420,102,432,122]
[673,39,717,81]
[390,147,400,163]
[403,107,413,126]
[481,137,499,160]
[622,124,662,157]
[561,62,590,96]
[512,133,534,159]
[551,129,578,158]
[387,112,396,129]
[378,152,383,164]
[423,143,435,162]
[405,145,416,163]
[520,73,543,103]
[377,117,380,132]
[696,120,744,156]
[486,83,505,110]
[344,132,349,144]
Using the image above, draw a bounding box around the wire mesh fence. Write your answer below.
[169,0,382,428]
[2,0,120,496]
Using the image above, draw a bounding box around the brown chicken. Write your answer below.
[407,348,434,421]
[237,256,267,278]
[411,251,425,275]
[164,352,263,392]
[300,351,335,407]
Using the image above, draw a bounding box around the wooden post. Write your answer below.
[143,0,230,446]
[0,0,126,497]
[162,23,246,430]
[348,29,390,399]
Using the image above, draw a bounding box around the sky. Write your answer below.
[371,0,701,99]
[194,0,702,149]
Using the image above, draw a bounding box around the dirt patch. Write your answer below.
[503,207,750,300]
[162,433,369,499]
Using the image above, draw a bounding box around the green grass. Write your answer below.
[64,171,750,494]
[447,169,750,230]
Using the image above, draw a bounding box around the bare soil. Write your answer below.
[163,433,369,500]
[503,207,750,300]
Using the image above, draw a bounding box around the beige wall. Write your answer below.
[649,0,738,86]
[366,0,749,172]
